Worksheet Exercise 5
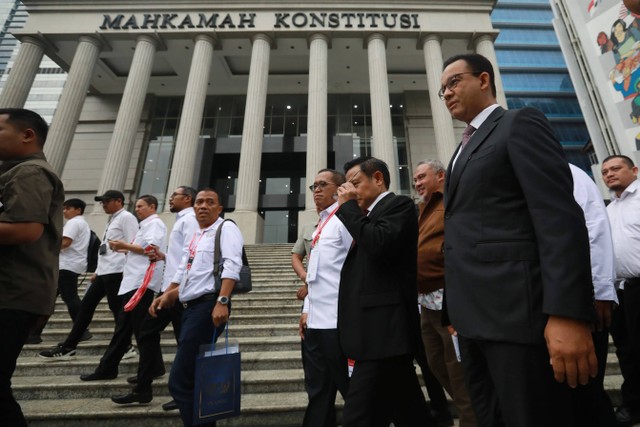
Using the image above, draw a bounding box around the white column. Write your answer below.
[165,35,215,208]
[0,36,44,108]
[95,35,157,201]
[227,34,272,243]
[299,33,329,228]
[422,34,457,163]
[367,33,397,193]
[45,36,102,175]
[475,35,508,109]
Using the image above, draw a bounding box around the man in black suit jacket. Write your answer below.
[440,53,597,426]
[335,156,432,427]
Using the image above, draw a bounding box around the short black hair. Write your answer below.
[344,156,391,189]
[64,198,86,214]
[317,168,346,186]
[442,53,497,98]
[0,108,49,147]
[197,187,221,203]
[602,154,635,168]
[177,185,197,206]
[138,194,158,210]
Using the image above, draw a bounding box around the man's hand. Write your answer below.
[212,303,229,327]
[149,291,178,317]
[544,315,597,388]
[336,182,358,205]
[90,273,97,283]
[446,325,457,336]
[594,300,613,332]
[108,239,128,253]
[299,313,308,340]
[296,284,308,300]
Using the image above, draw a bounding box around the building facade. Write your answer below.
[2,0,509,242]
[552,0,640,175]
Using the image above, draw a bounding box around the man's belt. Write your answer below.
[183,293,217,308]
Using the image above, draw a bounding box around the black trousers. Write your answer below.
[458,336,573,427]
[133,297,183,394]
[95,289,160,376]
[414,328,451,413]
[610,282,640,410]
[302,328,350,427]
[63,273,124,349]
[341,354,432,427]
[0,309,38,427]
[570,328,616,427]
[58,269,81,321]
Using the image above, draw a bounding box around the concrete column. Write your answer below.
[45,36,102,175]
[165,35,215,209]
[367,33,397,193]
[474,35,508,109]
[422,34,457,163]
[95,35,157,203]
[0,36,44,108]
[226,34,272,243]
[299,33,329,228]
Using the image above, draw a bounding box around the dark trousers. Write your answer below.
[95,289,157,376]
[570,328,616,427]
[0,309,38,427]
[58,269,81,321]
[134,298,184,394]
[302,328,350,427]
[611,283,640,410]
[169,297,227,427]
[415,318,453,414]
[63,273,124,349]
[341,354,432,427]
[458,336,573,427]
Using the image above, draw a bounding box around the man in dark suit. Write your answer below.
[440,53,597,426]
[335,156,432,427]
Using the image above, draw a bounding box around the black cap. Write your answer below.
[94,190,125,202]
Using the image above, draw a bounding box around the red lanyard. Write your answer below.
[310,207,339,256]
[186,230,207,271]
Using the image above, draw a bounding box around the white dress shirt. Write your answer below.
[96,208,139,276]
[607,178,640,280]
[366,191,390,214]
[162,207,198,292]
[118,214,167,295]
[59,215,90,274]
[303,202,353,329]
[174,217,244,303]
[570,164,617,302]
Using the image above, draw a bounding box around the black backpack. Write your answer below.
[86,230,101,273]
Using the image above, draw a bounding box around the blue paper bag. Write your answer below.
[193,325,241,424]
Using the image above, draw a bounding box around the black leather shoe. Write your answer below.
[431,408,454,427]
[615,405,640,426]
[162,400,179,411]
[111,391,152,405]
[126,370,166,384]
[80,371,117,381]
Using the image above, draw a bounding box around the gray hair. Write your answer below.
[416,159,445,174]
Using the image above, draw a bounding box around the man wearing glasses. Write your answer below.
[299,169,352,427]
[39,190,138,360]
[440,53,596,426]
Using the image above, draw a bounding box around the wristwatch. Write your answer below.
[217,295,230,305]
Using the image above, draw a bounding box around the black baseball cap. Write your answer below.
[94,190,125,202]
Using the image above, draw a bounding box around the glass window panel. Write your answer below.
[496,49,567,68]
[495,28,558,45]
[166,98,182,118]
[500,73,575,92]
[298,116,308,135]
[506,97,584,118]
[491,7,554,24]
[285,118,298,136]
[271,116,284,135]
[265,177,291,195]
[230,95,246,117]
[263,211,290,243]
[229,117,244,136]
[216,116,231,137]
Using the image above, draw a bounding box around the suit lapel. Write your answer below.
[446,107,505,205]
[368,192,394,221]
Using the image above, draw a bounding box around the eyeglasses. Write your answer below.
[308,181,336,192]
[170,192,186,198]
[438,71,481,100]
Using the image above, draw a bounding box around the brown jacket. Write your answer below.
[416,191,445,294]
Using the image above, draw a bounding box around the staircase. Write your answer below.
[15,243,626,426]
[17,244,311,426]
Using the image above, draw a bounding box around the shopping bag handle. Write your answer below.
[211,322,230,354]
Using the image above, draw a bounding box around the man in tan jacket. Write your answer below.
[415,159,477,427]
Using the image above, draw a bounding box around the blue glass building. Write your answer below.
[492,0,593,170]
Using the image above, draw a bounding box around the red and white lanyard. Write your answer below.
[185,229,208,271]
[309,207,339,260]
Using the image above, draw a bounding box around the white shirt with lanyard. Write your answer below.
[96,208,139,276]
[174,217,244,303]
[303,202,352,329]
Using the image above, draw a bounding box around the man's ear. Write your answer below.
[23,128,39,146]
[373,170,385,186]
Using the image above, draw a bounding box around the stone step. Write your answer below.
[21,336,303,357]
[50,304,304,317]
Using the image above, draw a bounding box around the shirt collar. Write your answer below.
[176,206,195,219]
[319,202,339,221]
[611,179,640,201]
[470,103,500,131]
[366,191,390,215]
[200,216,223,233]
[140,213,159,226]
